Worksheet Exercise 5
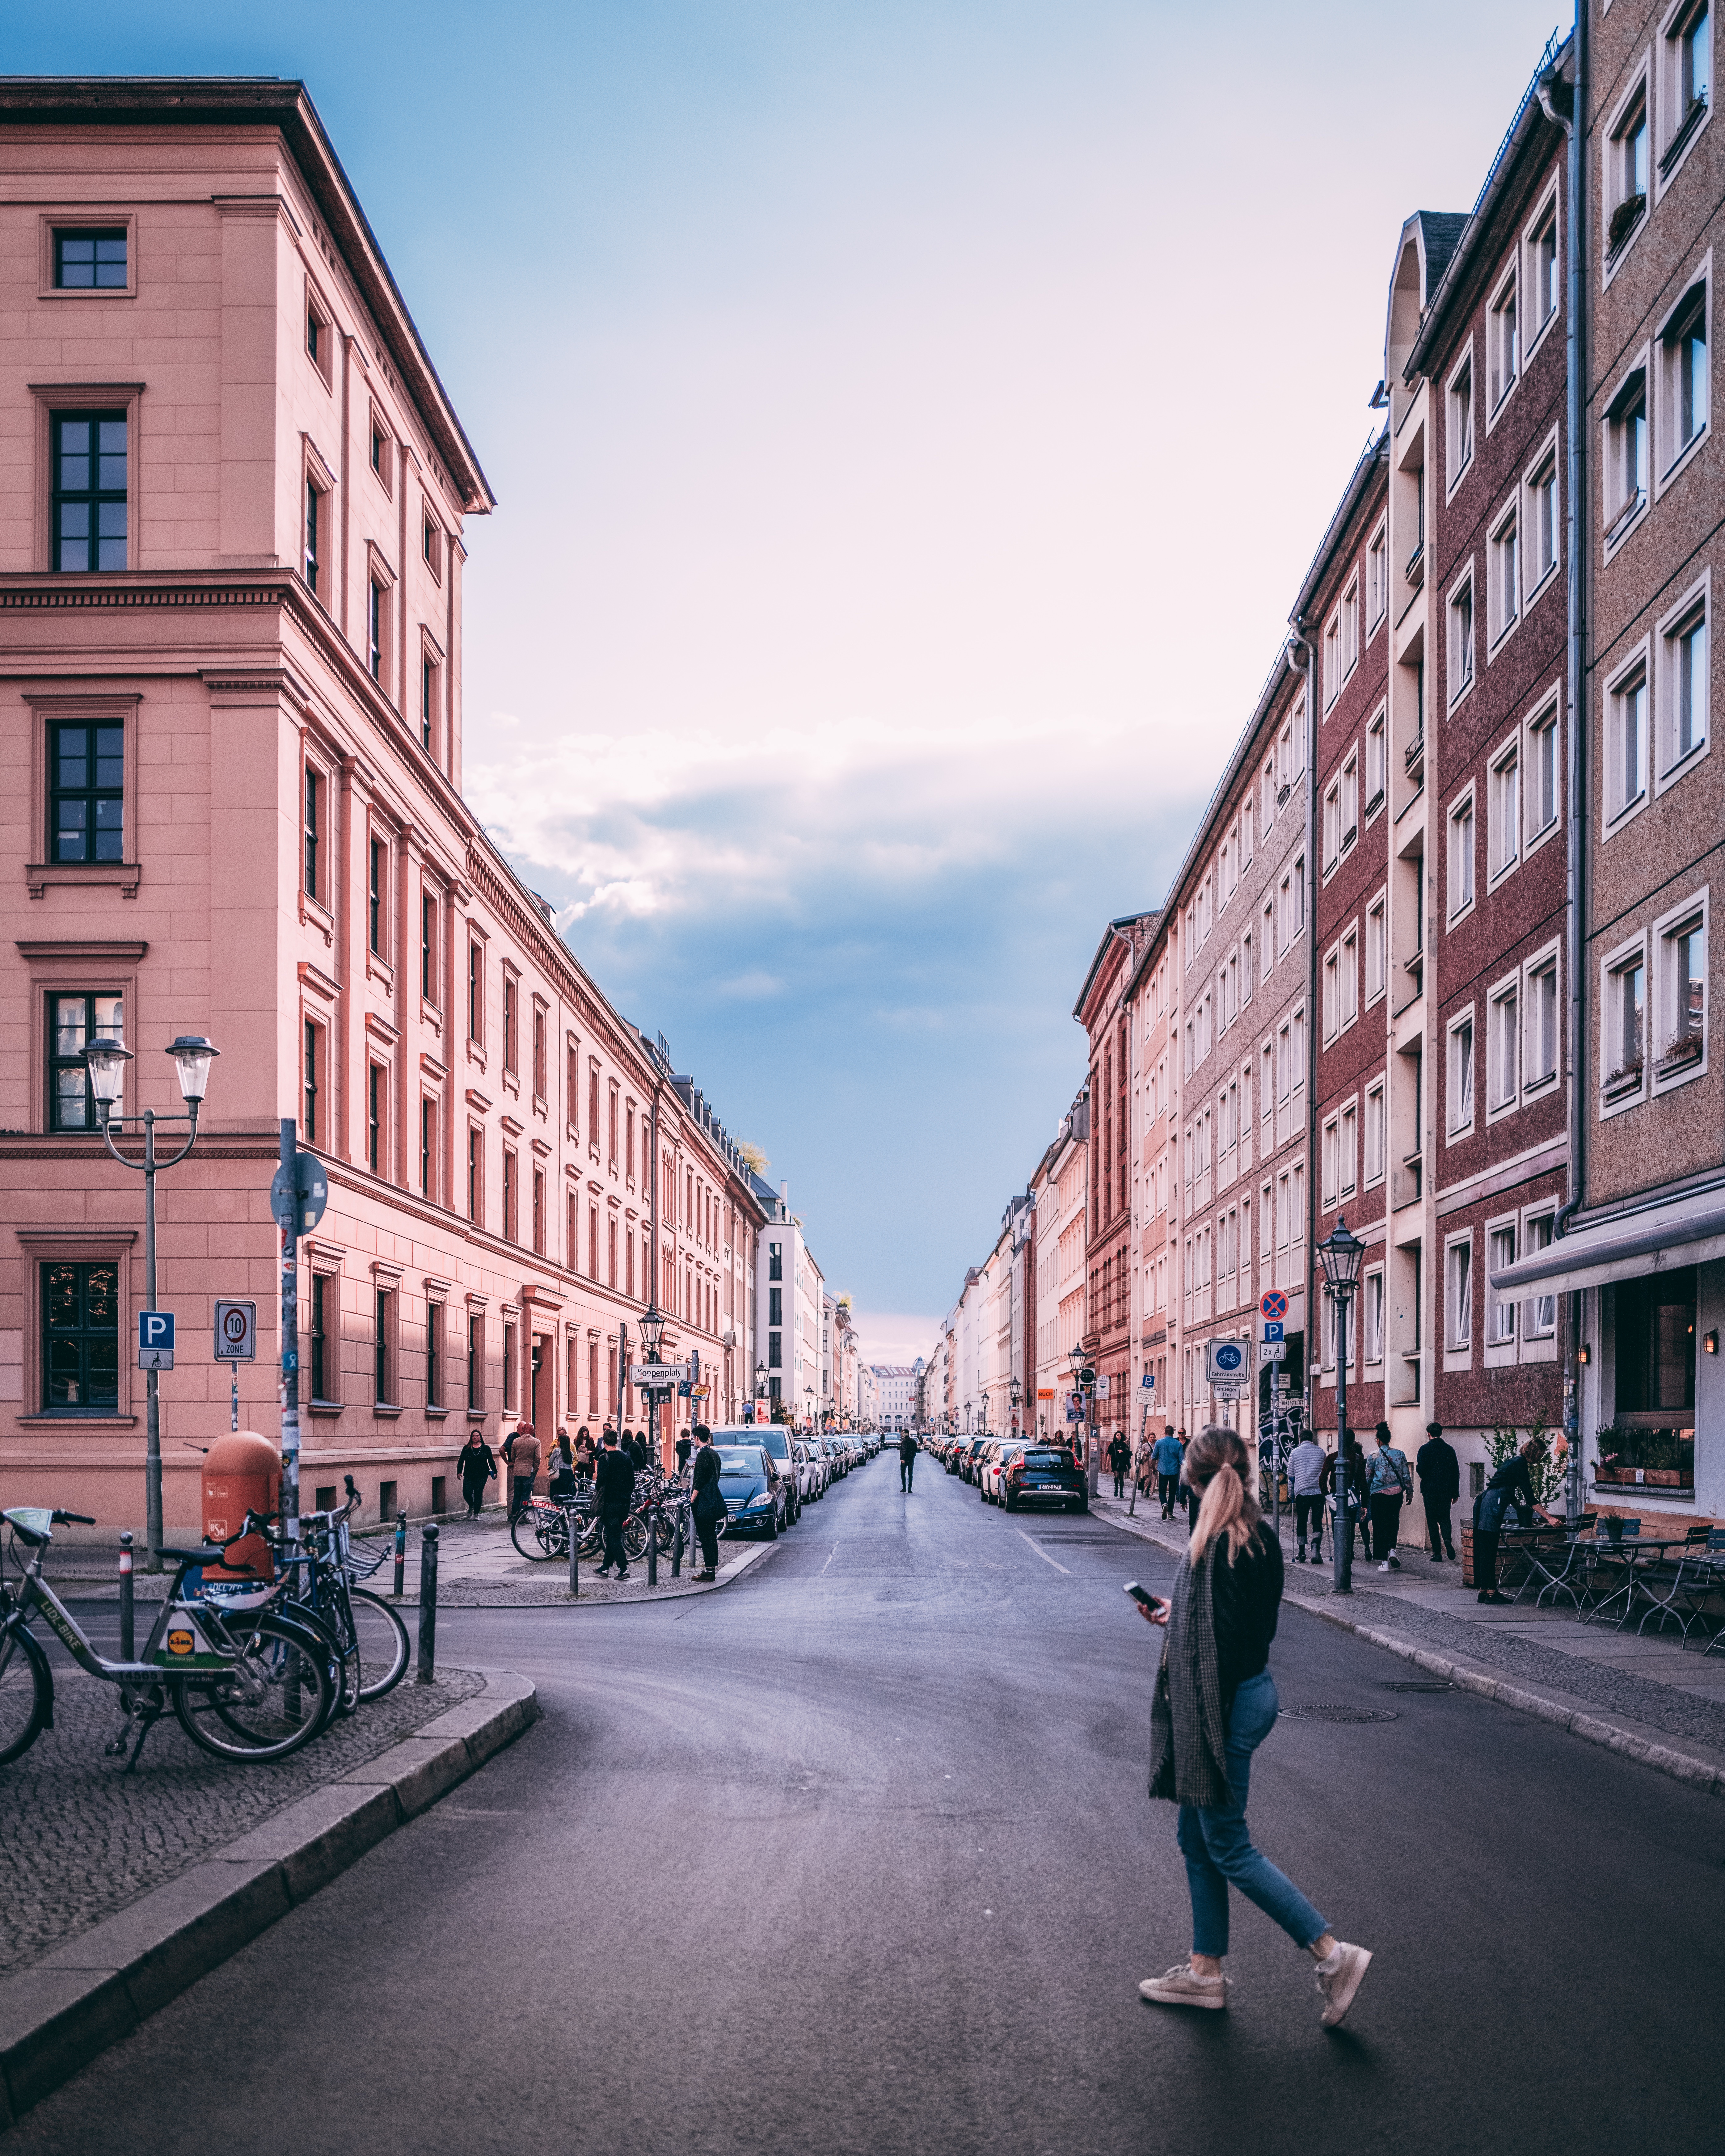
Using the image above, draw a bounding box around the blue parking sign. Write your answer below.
[138,1311,175,1371]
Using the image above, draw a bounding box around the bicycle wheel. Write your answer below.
[579,1512,605,1558]
[174,1613,335,1761]
[651,1509,676,1554]
[0,1622,52,1766]
[348,1587,410,1700]
[512,1504,564,1562]
[621,1514,648,1563]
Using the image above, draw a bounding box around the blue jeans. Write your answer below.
[1176,1671,1329,1957]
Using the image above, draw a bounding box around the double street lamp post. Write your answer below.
[84,1033,221,1573]
[1317,1215,1366,1597]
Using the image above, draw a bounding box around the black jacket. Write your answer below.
[1210,1523,1284,1707]
[1416,1436,1460,1502]
[628,1434,649,1469]
[899,1433,917,1460]
[1319,1447,1369,1507]
[594,1448,636,1512]
[1108,1437,1131,1470]
[458,1439,495,1487]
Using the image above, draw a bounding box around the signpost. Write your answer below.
[214,1299,255,1432]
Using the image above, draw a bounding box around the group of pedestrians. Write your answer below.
[1282,1421,1461,1573]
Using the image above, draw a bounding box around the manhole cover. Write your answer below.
[1382,1680,1452,1694]
[1279,1703,1399,1723]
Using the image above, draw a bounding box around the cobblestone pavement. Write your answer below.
[0,1663,482,1979]
[378,1509,785,1606]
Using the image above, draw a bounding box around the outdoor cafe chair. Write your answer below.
[1685,1529,1725,1657]
[1579,1519,1643,1627]
[1515,1517,1596,1611]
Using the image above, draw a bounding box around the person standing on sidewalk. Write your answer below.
[504,1424,541,1522]
[1109,1430,1132,1499]
[1474,1437,1557,1603]
[1319,1431,1369,1565]
[1367,1423,1413,1573]
[1137,1425,1373,2027]
[594,1426,636,1580]
[1153,1426,1185,1518]
[899,1427,917,1493]
[457,1428,496,1520]
[690,1425,723,1581]
[1288,1429,1326,1564]
[1416,1421,1460,1562]
[547,1431,578,1501]
[1129,1425,1156,1515]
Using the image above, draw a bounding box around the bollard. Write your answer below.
[672,1509,684,1579]
[416,1522,439,1684]
[118,1530,134,1662]
[393,1507,407,1599]
[567,1507,579,1597]
[647,1502,658,1587]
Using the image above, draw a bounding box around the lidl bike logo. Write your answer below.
[165,1629,196,1657]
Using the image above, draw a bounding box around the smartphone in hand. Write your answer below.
[1124,1581,1166,1614]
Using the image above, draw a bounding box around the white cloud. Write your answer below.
[717,969,786,1000]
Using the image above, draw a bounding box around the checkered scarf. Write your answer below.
[1148,1539,1231,1810]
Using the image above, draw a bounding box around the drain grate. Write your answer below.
[1279,1703,1399,1724]
[1382,1680,1452,1694]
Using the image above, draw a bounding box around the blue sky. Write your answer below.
[19,2,1568,1359]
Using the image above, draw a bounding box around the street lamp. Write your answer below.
[1009,1375,1023,1435]
[86,1033,220,1572]
[1316,1214,1366,1595]
[803,1385,813,1433]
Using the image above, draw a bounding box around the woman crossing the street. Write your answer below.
[1137,1425,1373,2028]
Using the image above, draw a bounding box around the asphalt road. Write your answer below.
[12,1454,1723,2156]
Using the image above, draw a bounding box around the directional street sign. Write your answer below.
[270,1152,329,1236]
[214,1300,256,1362]
[138,1310,175,1371]
[1260,1290,1289,1324]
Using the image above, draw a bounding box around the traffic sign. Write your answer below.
[1212,1385,1243,1402]
[1139,1372,1156,1392]
[1259,1340,1287,1363]
[1262,1320,1285,1342]
[1260,1290,1289,1324]
[138,1311,175,1371]
[214,1300,256,1362]
[1205,1339,1248,1383]
[628,1362,690,1388]
[270,1152,328,1235]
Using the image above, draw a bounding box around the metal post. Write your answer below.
[672,1506,684,1578]
[118,1530,134,1661]
[143,1110,162,1571]
[567,1506,580,1596]
[278,1118,302,1556]
[230,1365,239,1434]
[393,1508,407,1599]
[1334,1293,1352,1595]
[647,1500,658,1587]
[1271,1366,1284,1548]
[416,1522,439,1682]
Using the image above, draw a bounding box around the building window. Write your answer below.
[48,992,124,1131]
[1616,1268,1697,1415]
[503,1321,517,1412]
[42,1260,120,1415]
[769,1331,783,1368]
[1529,202,1559,337]
[1487,1224,1518,1345]
[1526,450,1558,592]
[1489,739,1520,882]
[1523,1212,1557,1338]
[420,1097,436,1201]
[1664,2,1713,173]
[52,412,128,572]
[533,1006,546,1099]
[1448,792,1475,917]
[588,1203,599,1278]
[368,578,384,682]
[1339,1099,1357,1199]
[1605,364,1648,542]
[1367,522,1387,627]
[1447,354,1474,486]
[1661,592,1709,771]
[304,478,323,595]
[503,976,517,1075]
[1604,944,1647,1101]
[421,655,435,752]
[1608,86,1649,258]
[54,227,127,287]
[1488,979,1519,1114]
[1445,1239,1473,1354]
[1526,953,1560,1089]
[1366,894,1387,1002]
[48,719,124,865]
[1527,704,1560,843]
[503,1147,517,1242]
[310,1273,330,1401]
[1489,507,1519,644]
[1365,1082,1385,1185]
[303,1018,321,1143]
[1662,282,1710,470]
[533,1168,546,1256]
[304,767,321,899]
[369,837,385,955]
[1363,1268,1385,1364]
[467,1127,482,1222]
[468,944,483,1043]
[427,1301,442,1409]
[1655,901,1708,1083]
[1489,271,1518,411]
[368,1063,384,1175]
[1447,1013,1475,1135]
[468,1314,482,1411]
[1365,707,1386,815]
[375,1290,392,1404]
[769,1241,783,1282]
[306,289,330,374]
[1606,659,1650,822]
[421,892,437,1003]
[1448,574,1474,702]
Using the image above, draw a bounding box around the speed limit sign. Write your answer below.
[213,1300,256,1362]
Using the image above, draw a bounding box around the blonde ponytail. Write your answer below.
[1185,1425,1262,1564]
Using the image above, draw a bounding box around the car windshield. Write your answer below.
[717,1449,766,1474]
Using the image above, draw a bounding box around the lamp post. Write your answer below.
[803,1385,813,1434]
[1009,1375,1023,1436]
[1317,1215,1366,1595]
[640,1301,668,1464]
[85,1034,220,1573]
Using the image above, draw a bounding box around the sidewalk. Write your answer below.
[366,1510,782,1606]
[1088,1484,1725,1797]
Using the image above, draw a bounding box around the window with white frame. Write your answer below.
[1489,736,1520,882]
[1342,576,1360,677]
[1448,571,1475,702]
[1368,522,1387,627]
[1341,752,1357,851]
[1606,654,1650,823]
[1276,1020,1292,1101]
[1661,279,1710,474]
[1448,351,1475,487]
[1489,268,1518,411]
[1659,582,1709,775]
[1525,949,1560,1089]
[1292,1004,1306,1088]
[1364,1081,1385,1185]
[1365,705,1387,814]
[1323,948,1341,1041]
[1446,1237,1473,1354]
[1528,197,1559,342]
[1321,1115,1339,1204]
[1488,977,1520,1114]
[1487,1222,1518,1345]
[1663,2,1713,176]
[1363,1267,1385,1363]
[1605,362,1649,540]
[1603,939,1647,1101]
[1655,896,1708,1084]
[1366,894,1387,1002]
[1242,801,1254,864]
[1489,503,1519,645]
[1448,790,1476,918]
[1526,445,1559,593]
[1523,1210,1557,1338]
[1241,933,1253,1006]
[1526,701,1560,844]
[1339,1099,1357,1199]
[1339,926,1359,1032]
[1323,612,1341,709]
[1607,81,1649,260]
[1447,1012,1475,1135]
[1322,780,1343,873]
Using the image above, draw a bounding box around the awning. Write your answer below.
[1491,1190,1725,1299]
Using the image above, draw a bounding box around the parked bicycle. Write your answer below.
[512,1478,681,1565]
[0,1506,334,1770]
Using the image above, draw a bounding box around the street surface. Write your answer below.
[12,1457,1722,2156]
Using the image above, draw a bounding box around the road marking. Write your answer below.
[1017,1530,1070,1574]
[820,1543,840,1574]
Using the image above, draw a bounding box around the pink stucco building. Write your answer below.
[0,79,762,1537]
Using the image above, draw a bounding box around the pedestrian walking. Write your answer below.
[1288,1428,1326,1563]
[1109,1430,1132,1499]
[1129,1425,1155,1515]
[1473,1436,1557,1603]
[690,1424,724,1580]
[457,1428,496,1520]
[1367,1423,1413,1573]
[1137,1425,1373,2026]
[1416,1421,1460,1561]
[573,1425,596,1474]
[547,1430,578,1501]
[675,1428,694,1480]
[899,1427,917,1492]
[1152,1425,1185,1518]
[594,1426,636,1580]
[1319,1430,1369,1565]
[503,1423,541,1522]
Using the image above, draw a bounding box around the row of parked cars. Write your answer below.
[923,1431,1089,1513]
[703,1425,884,1538]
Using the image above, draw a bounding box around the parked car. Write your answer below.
[961,1438,990,1485]
[1001,1444,1088,1513]
[714,1443,791,1538]
[975,1440,1004,1501]
[792,1439,826,1501]
[982,1440,1028,1505]
[711,1421,801,1525]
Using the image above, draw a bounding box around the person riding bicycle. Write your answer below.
[594,1427,636,1580]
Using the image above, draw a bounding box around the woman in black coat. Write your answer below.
[457,1429,496,1519]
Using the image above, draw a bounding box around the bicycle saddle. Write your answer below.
[160,1544,233,1567]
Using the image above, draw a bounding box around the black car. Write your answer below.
[1001,1445,1087,1513]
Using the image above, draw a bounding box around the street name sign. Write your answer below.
[138,1310,175,1371]
[628,1362,690,1388]
[214,1300,256,1362]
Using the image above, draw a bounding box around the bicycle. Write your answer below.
[0,1506,334,1770]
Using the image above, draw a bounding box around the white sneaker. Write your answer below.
[1138,1964,1229,2010]
[1315,1942,1372,2027]
[1378,1560,1390,1572]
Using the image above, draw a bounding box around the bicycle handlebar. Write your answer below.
[52,1510,96,1525]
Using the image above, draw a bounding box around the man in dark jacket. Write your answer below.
[1108,1430,1132,1498]
[1319,1431,1370,1566]
[593,1427,636,1580]
[899,1428,917,1493]
[1416,1421,1461,1562]
[690,1425,722,1580]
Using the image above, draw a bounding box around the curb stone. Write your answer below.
[0,1668,537,2127]
[1088,1497,1725,1803]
